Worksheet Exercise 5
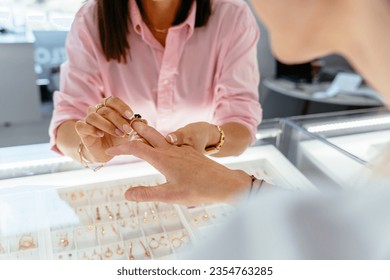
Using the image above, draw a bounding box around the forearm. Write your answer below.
[212,122,252,157]
[56,120,83,162]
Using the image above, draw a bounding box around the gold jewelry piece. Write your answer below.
[143,211,148,224]
[139,240,151,258]
[101,225,105,237]
[204,125,225,155]
[125,202,135,218]
[171,231,188,249]
[202,210,209,221]
[149,238,160,250]
[18,235,36,250]
[128,242,135,260]
[91,249,102,260]
[150,207,158,221]
[171,235,183,248]
[105,205,114,220]
[149,236,167,250]
[78,143,104,172]
[96,207,101,221]
[116,245,124,255]
[103,96,113,107]
[110,223,117,234]
[104,247,113,258]
[58,233,70,248]
[116,204,126,227]
[95,103,104,112]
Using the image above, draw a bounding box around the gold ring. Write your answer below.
[95,103,104,112]
[103,96,113,107]
[128,114,142,127]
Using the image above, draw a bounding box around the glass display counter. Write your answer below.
[0,122,315,260]
[288,107,390,189]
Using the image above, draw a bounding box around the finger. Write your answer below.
[87,106,96,114]
[105,141,167,171]
[166,129,190,146]
[75,120,104,137]
[132,122,170,148]
[125,183,180,203]
[85,112,125,137]
[96,106,134,135]
[103,96,134,120]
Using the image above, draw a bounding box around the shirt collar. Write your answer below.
[129,0,196,36]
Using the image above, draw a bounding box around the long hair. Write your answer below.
[97,0,211,63]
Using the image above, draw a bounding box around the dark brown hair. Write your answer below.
[97,0,211,63]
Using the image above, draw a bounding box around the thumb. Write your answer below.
[125,183,176,203]
[166,129,189,146]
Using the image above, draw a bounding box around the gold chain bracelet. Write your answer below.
[77,143,104,172]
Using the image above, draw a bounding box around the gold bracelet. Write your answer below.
[77,143,104,172]
[204,125,225,155]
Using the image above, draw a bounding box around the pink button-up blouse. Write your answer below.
[49,0,262,153]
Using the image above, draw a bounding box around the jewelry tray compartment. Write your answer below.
[0,174,238,260]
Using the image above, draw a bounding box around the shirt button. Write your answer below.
[163,79,169,85]
[136,25,141,32]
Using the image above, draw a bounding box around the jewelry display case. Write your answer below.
[287,107,390,189]
[0,127,315,259]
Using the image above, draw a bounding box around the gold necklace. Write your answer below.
[146,22,169,33]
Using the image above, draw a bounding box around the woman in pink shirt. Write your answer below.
[49,0,262,166]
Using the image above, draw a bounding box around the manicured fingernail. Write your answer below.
[123,124,132,134]
[115,128,125,137]
[166,133,177,144]
[96,131,104,137]
[125,111,133,120]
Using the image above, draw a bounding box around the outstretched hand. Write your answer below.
[106,122,251,205]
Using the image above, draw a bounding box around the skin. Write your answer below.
[56,0,253,164]
[106,0,390,205]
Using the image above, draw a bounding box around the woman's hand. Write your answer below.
[106,122,252,205]
[75,96,140,163]
[165,122,222,154]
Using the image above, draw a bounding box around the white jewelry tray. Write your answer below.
[0,145,314,260]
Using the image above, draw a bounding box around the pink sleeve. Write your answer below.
[213,4,262,143]
[49,4,104,154]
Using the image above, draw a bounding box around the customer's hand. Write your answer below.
[75,96,143,163]
[166,122,222,154]
[106,122,251,205]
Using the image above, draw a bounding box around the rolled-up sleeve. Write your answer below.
[49,5,104,154]
[213,4,262,142]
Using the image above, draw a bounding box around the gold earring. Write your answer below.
[104,247,113,258]
[139,240,151,258]
[91,249,102,260]
[58,232,70,248]
[110,223,118,235]
[128,242,135,260]
[143,211,148,224]
[18,235,36,250]
[116,244,124,255]
[149,237,160,250]
[125,202,135,218]
[105,205,114,220]
[96,207,101,221]
[202,210,209,221]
